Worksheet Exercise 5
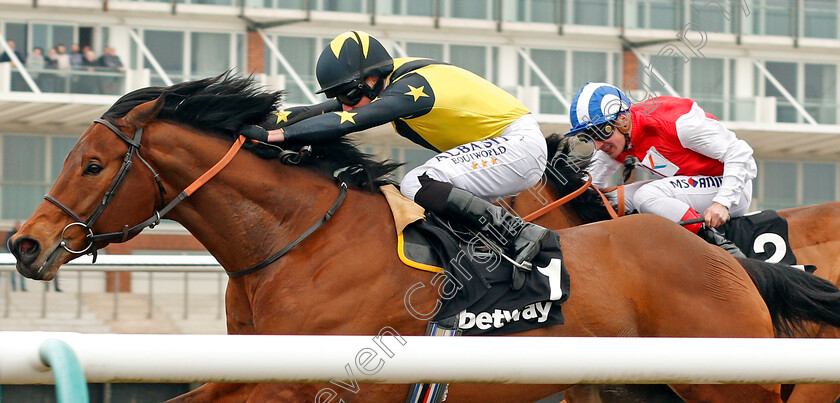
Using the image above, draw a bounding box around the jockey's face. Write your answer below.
[594,132,625,159]
[590,113,631,158]
[341,76,378,112]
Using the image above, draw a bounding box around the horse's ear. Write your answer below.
[118,97,165,129]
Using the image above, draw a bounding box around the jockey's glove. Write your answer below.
[240,125,269,142]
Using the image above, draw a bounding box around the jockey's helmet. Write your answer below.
[315,31,393,104]
[565,82,631,138]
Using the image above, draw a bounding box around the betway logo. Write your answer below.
[458,301,552,331]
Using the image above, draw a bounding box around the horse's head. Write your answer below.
[9,99,164,280]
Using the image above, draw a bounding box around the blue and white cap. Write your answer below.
[565,82,631,136]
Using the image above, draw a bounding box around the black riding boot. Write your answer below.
[696,226,747,259]
[444,187,551,267]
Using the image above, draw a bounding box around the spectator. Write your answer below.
[53,44,71,92]
[40,48,59,92]
[98,46,124,72]
[4,222,27,292]
[0,40,24,64]
[69,43,83,69]
[98,46,125,94]
[25,47,45,80]
[78,49,101,93]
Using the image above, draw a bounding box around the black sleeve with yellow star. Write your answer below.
[261,100,342,130]
[282,73,435,146]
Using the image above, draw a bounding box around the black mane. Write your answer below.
[544,133,613,223]
[102,72,399,191]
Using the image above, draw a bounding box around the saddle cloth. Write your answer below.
[380,185,570,336]
[719,210,797,266]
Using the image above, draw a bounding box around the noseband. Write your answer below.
[44,118,167,261]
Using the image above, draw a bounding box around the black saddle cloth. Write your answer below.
[718,210,797,265]
[405,215,569,336]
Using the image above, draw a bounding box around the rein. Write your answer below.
[520,174,625,222]
[45,120,346,277]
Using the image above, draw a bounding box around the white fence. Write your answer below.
[3,333,840,385]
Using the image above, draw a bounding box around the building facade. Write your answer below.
[1,0,839,253]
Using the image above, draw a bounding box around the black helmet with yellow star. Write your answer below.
[315,31,393,105]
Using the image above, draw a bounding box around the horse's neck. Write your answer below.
[144,128,355,272]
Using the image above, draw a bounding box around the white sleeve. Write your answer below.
[675,102,757,209]
[586,150,622,189]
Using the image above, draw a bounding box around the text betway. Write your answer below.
[458,301,552,331]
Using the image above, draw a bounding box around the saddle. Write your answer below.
[380,185,570,336]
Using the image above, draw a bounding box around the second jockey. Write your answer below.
[566,82,757,257]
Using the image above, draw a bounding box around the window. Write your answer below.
[190,32,230,79]
[447,0,491,19]
[645,55,685,97]
[526,49,565,114]
[143,30,185,85]
[634,0,679,30]
[571,51,608,92]
[804,64,837,124]
[271,36,318,104]
[689,0,733,33]
[321,0,364,12]
[689,58,725,118]
[388,0,434,16]
[405,42,443,61]
[804,0,838,39]
[763,61,797,123]
[450,45,487,78]
[753,0,794,36]
[803,163,836,205]
[1,135,77,220]
[572,0,612,26]
[32,23,75,53]
[760,61,838,124]
[761,161,797,210]
[755,161,839,210]
[512,0,556,23]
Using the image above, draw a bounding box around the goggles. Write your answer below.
[581,122,617,142]
[335,84,365,106]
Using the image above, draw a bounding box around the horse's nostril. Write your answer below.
[13,236,41,265]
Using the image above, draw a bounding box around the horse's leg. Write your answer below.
[167,279,257,403]
[785,325,840,403]
[445,384,567,403]
[670,384,782,403]
[565,385,682,403]
[166,383,254,403]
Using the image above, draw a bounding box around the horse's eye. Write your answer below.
[84,163,103,175]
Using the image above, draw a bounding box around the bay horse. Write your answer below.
[9,74,840,403]
[507,134,840,403]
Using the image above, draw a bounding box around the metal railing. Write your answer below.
[0,254,226,321]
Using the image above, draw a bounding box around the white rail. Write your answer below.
[3,333,840,385]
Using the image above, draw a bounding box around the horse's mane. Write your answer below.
[544,133,613,223]
[102,72,399,191]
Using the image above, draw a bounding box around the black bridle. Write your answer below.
[44,118,167,262]
[44,118,347,277]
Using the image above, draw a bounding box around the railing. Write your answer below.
[5,334,840,385]
[0,254,226,322]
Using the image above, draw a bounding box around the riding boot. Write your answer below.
[696,225,747,259]
[443,187,551,267]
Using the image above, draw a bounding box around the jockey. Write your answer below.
[240,31,551,267]
[566,82,756,257]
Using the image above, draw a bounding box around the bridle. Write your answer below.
[44,118,169,261]
[43,118,346,277]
